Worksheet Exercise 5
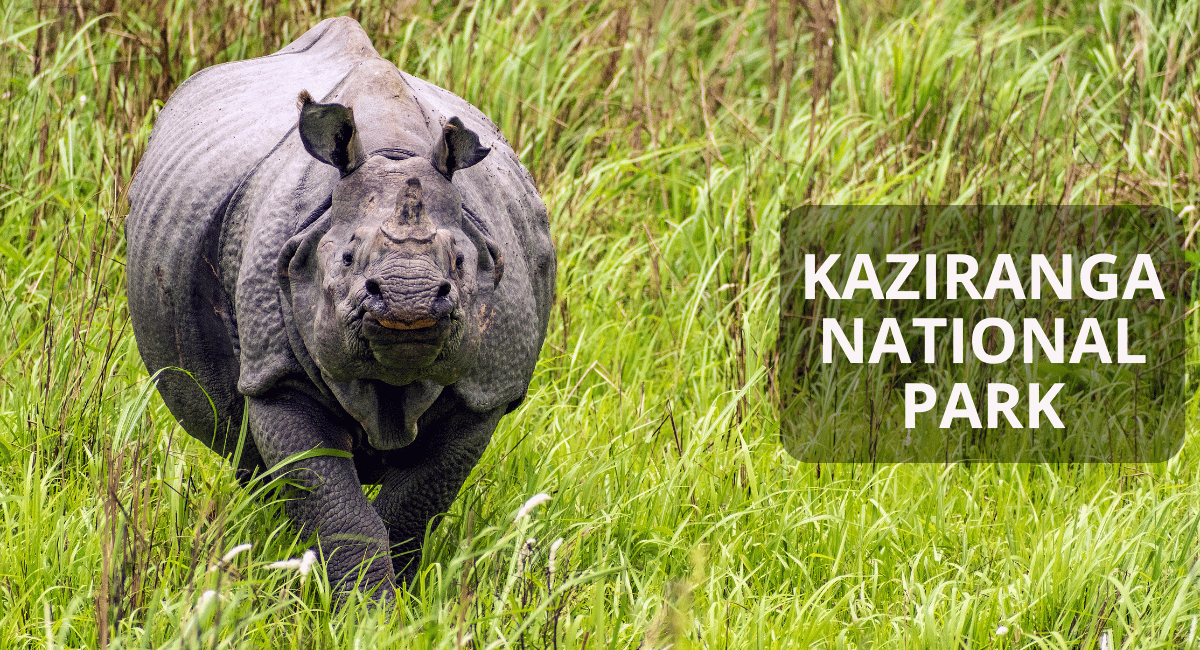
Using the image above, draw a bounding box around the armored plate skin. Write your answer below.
[125,17,555,598]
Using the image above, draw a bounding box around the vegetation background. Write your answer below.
[1,0,1199,647]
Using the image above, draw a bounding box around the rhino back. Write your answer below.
[129,18,376,245]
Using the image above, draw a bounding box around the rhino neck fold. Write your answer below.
[323,375,443,450]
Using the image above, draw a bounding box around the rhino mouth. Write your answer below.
[376,317,436,330]
[360,312,448,343]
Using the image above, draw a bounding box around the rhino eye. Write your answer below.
[342,252,354,266]
[455,253,464,269]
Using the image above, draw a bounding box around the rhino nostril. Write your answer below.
[365,278,382,296]
[437,282,452,298]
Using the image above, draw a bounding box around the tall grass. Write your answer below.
[1,0,1198,647]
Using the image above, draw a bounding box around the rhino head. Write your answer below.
[280,91,504,448]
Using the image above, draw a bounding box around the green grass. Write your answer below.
[2,0,1199,647]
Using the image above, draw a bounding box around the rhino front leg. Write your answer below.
[249,389,396,600]
[373,405,503,583]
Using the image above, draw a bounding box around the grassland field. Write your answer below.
[2,0,1200,647]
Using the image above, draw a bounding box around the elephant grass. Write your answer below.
[2,0,1200,647]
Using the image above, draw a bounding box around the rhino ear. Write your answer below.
[431,116,490,180]
[297,90,365,176]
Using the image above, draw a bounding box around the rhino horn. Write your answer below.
[297,90,365,176]
[392,177,431,229]
[431,116,490,180]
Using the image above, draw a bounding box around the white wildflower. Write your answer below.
[197,589,219,609]
[548,537,564,586]
[995,625,1008,636]
[183,589,225,635]
[222,543,252,563]
[516,492,551,519]
[299,549,317,576]
[266,548,317,577]
[1099,629,1112,650]
[209,543,252,571]
[518,537,536,573]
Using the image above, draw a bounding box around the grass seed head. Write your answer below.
[515,492,551,519]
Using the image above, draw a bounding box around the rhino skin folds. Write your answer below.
[125,17,555,601]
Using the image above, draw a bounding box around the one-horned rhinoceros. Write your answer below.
[125,17,555,599]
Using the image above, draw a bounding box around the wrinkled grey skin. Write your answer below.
[125,17,555,600]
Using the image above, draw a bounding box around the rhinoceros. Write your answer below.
[124,17,555,599]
